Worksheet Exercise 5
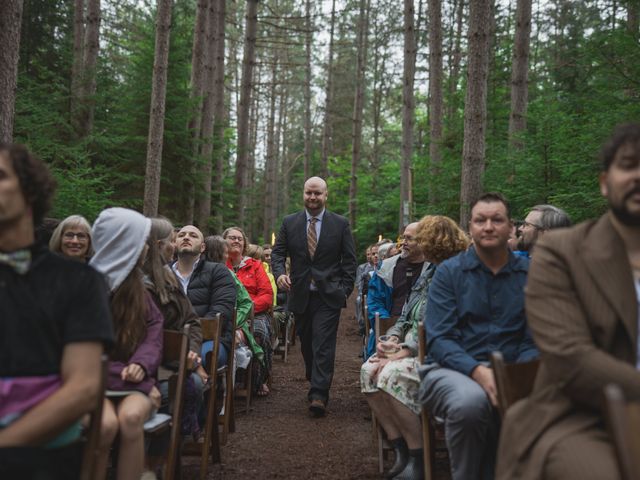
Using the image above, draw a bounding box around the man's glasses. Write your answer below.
[63,232,89,241]
[521,221,545,230]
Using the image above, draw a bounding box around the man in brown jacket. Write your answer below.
[496,123,640,479]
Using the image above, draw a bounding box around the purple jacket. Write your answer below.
[107,292,164,394]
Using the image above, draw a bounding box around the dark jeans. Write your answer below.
[295,291,341,404]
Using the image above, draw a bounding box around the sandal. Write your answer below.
[257,383,270,397]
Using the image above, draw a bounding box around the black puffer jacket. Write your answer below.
[185,258,236,353]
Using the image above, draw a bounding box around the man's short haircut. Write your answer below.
[600,123,640,171]
[376,238,392,247]
[529,204,572,230]
[469,192,511,220]
[0,143,56,226]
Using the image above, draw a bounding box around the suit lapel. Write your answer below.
[314,210,332,257]
[581,214,638,346]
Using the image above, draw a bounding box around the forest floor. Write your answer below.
[182,295,451,480]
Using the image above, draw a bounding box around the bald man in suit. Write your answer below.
[271,177,357,417]
[497,123,640,479]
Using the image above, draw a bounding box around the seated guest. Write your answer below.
[204,235,264,370]
[172,225,236,370]
[0,144,112,480]
[515,204,571,257]
[419,192,538,480]
[355,245,374,336]
[89,208,163,480]
[497,124,640,480]
[142,217,205,444]
[223,226,274,397]
[365,225,428,359]
[49,214,93,262]
[362,216,469,479]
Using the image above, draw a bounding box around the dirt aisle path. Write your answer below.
[184,296,381,479]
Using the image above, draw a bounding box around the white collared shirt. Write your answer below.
[171,259,199,294]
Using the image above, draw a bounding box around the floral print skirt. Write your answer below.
[360,356,421,415]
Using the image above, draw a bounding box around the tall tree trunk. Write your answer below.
[400,0,417,233]
[70,0,84,134]
[320,0,336,179]
[508,0,532,151]
[212,0,227,234]
[143,0,173,217]
[370,9,386,199]
[349,0,370,230]
[246,63,260,239]
[303,0,313,179]
[185,0,211,223]
[263,41,279,242]
[0,0,23,143]
[195,0,218,231]
[459,0,491,226]
[234,0,258,227]
[280,91,291,216]
[446,0,465,125]
[78,0,101,138]
[628,0,638,36]
[428,0,443,208]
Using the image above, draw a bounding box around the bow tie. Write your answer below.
[0,249,32,275]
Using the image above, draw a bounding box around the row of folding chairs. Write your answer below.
[81,313,238,480]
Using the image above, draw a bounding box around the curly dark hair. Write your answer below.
[600,123,640,172]
[0,143,56,226]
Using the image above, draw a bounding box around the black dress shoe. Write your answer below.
[309,399,326,417]
[392,455,424,480]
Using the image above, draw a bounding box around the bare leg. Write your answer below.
[115,393,152,480]
[383,393,422,449]
[95,399,118,480]
[365,391,402,439]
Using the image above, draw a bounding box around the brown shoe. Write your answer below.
[309,399,326,417]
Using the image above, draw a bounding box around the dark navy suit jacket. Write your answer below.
[271,209,357,314]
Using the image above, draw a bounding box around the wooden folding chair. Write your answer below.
[144,326,191,480]
[489,351,539,418]
[418,322,436,480]
[604,383,640,480]
[217,310,237,445]
[79,355,108,480]
[273,308,293,363]
[372,312,395,473]
[234,308,253,414]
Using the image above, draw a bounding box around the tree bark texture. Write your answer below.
[303,0,313,180]
[184,0,210,224]
[263,49,279,242]
[628,0,638,36]
[400,0,417,233]
[0,0,23,143]
[195,0,218,231]
[234,0,258,227]
[428,0,443,208]
[447,0,465,125]
[70,0,85,135]
[349,0,370,231]
[459,0,491,226]
[508,0,532,151]
[320,0,336,179]
[143,0,173,217]
[78,0,101,138]
[212,0,227,234]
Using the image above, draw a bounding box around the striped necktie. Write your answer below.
[0,249,32,275]
[307,217,318,258]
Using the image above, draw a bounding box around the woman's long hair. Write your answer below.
[110,265,148,362]
[143,217,179,305]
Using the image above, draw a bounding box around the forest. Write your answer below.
[0,0,638,250]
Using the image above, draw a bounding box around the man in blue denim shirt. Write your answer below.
[418,192,538,480]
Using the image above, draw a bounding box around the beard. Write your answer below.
[610,204,640,227]
[516,234,535,252]
[609,187,640,227]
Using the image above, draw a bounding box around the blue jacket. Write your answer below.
[425,247,538,375]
